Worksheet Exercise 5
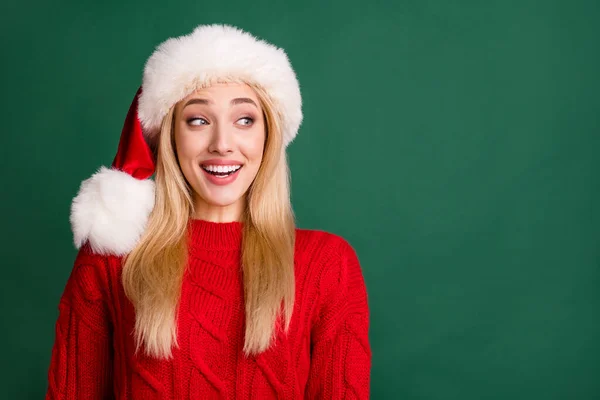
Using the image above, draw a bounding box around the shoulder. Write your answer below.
[295,228,369,341]
[54,244,120,334]
[61,243,122,306]
[294,227,364,293]
[294,227,357,261]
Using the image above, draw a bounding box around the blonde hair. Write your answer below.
[121,82,296,359]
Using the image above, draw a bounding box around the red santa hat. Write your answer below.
[70,24,303,256]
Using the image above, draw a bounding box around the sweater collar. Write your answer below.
[187,218,243,251]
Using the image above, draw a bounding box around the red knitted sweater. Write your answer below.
[45,219,371,399]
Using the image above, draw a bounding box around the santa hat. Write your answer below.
[70,24,303,256]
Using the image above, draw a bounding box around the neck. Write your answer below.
[192,194,246,222]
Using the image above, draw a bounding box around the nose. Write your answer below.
[207,122,233,155]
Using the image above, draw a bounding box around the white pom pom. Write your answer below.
[70,166,155,255]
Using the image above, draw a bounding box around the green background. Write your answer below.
[2,0,598,398]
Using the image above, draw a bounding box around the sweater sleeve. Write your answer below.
[305,237,372,399]
[45,246,114,400]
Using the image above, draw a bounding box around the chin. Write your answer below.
[203,197,241,207]
[198,188,246,208]
[190,170,253,209]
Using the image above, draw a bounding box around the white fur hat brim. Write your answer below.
[138,24,303,148]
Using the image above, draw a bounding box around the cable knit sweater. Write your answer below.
[45,219,371,399]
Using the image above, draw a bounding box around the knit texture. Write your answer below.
[45,219,371,399]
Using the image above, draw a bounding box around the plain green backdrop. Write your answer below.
[1,0,598,398]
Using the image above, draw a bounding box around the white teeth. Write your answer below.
[202,165,242,173]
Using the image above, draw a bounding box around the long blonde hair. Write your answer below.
[121,82,296,359]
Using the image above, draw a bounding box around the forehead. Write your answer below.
[184,82,259,103]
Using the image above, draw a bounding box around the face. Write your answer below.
[173,82,266,220]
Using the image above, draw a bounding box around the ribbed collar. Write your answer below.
[187,218,243,251]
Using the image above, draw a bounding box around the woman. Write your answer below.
[46,24,371,399]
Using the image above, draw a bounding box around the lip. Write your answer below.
[200,159,244,166]
[201,165,242,186]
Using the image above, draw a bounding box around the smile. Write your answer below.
[200,164,243,186]
[201,165,242,177]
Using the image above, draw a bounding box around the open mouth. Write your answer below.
[201,165,243,178]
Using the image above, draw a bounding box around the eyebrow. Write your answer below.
[183,97,258,109]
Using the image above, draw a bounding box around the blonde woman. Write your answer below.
[45,24,371,399]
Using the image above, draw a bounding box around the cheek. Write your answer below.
[174,131,204,185]
[244,132,266,163]
[175,130,203,164]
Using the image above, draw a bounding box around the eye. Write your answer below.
[188,117,208,126]
[237,117,254,126]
